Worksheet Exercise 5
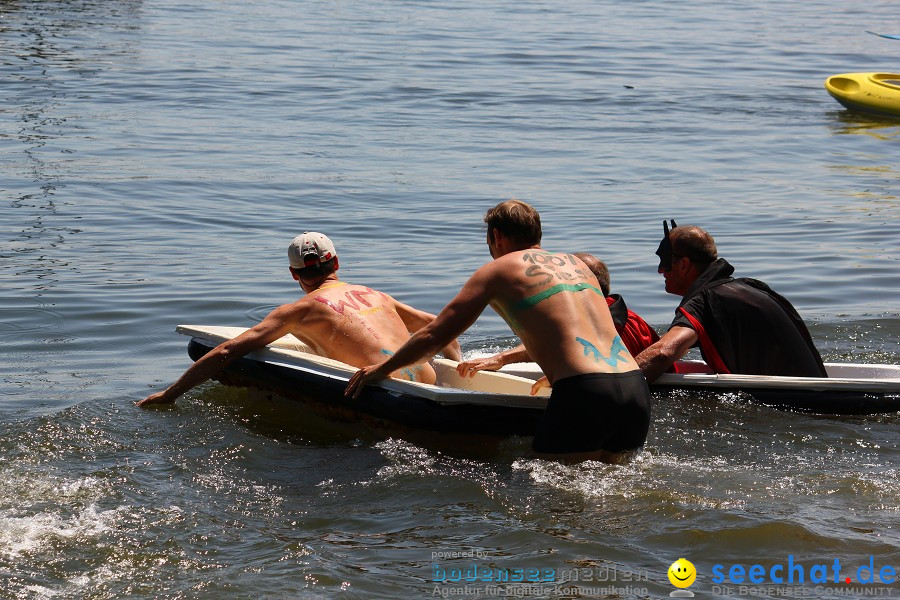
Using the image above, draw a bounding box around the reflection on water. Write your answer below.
[827,110,900,139]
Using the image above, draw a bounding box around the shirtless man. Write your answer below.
[137,232,461,406]
[345,200,651,462]
[453,252,660,377]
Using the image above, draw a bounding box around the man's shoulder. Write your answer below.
[713,277,779,302]
[279,295,316,312]
[468,255,508,276]
[730,277,774,292]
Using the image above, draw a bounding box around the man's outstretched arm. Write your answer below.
[455,344,531,377]
[392,300,462,361]
[137,304,306,406]
[634,326,697,383]
[345,267,494,399]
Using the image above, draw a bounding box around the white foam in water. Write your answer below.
[0,503,119,559]
[374,438,438,478]
[0,500,131,599]
[461,349,506,361]
[0,470,121,562]
[512,451,740,508]
[21,585,57,599]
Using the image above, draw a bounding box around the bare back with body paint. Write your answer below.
[488,249,640,385]
[290,281,437,383]
[138,232,462,407]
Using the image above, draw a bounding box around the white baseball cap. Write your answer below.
[287,232,337,269]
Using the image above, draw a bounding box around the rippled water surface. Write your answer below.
[1,0,898,598]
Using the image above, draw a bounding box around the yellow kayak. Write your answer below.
[825,72,900,117]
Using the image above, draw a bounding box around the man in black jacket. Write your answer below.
[635,221,826,382]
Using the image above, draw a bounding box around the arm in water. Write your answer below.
[137,304,307,406]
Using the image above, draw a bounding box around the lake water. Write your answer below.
[1,0,898,597]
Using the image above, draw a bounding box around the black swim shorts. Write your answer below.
[532,370,651,454]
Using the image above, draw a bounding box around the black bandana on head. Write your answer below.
[655,219,678,269]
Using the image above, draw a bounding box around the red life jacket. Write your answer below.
[677,306,731,374]
[607,295,660,357]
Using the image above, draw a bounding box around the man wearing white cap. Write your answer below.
[137,232,461,406]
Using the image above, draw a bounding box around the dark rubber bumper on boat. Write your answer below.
[188,339,545,435]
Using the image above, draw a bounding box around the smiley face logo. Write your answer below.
[668,558,696,588]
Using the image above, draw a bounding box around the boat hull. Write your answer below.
[501,362,900,415]
[188,339,544,436]
[825,72,900,117]
[180,325,900,430]
[651,382,895,415]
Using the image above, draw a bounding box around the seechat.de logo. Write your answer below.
[711,555,897,585]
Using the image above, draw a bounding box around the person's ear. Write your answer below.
[289,267,300,281]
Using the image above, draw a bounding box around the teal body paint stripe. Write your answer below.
[576,335,629,367]
[380,348,420,381]
[514,282,603,311]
